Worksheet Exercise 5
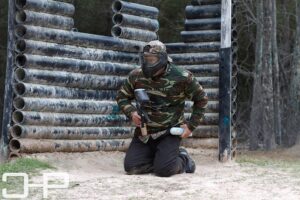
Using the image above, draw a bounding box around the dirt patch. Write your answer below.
[21,147,300,200]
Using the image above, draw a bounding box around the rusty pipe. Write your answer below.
[14,68,126,90]
[15,0,75,17]
[185,4,221,19]
[13,97,121,114]
[181,30,220,43]
[9,138,131,153]
[181,138,218,149]
[15,39,139,64]
[13,82,118,100]
[112,0,159,19]
[195,76,219,87]
[10,125,135,139]
[166,42,220,54]
[12,111,131,126]
[15,25,144,53]
[192,125,218,138]
[185,101,219,113]
[112,13,159,32]
[191,0,221,6]
[185,18,221,31]
[184,113,219,125]
[170,52,219,65]
[15,10,74,30]
[15,54,136,76]
[111,25,157,42]
[178,64,219,76]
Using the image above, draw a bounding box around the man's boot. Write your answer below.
[179,147,196,173]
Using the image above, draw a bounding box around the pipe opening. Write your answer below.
[14,83,26,96]
[15,0,26,9]
[13,97,25,110]
[11,125,23,138]
[16,11,26,24]
[112,1,122,12]
[16,40,26,53]
[15,68,26,82]
[9,152,21,160]
[9,139,21,152]
[13,111,24,124]
[232,77,238,88]
[231,89,237,101]
[111,26,122,37]
[16,54,27,67]
[113,14,123,25]
[232,30,238,38]
[15,25,26,38]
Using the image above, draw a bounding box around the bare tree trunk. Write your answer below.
[249,0,264,150]
[287,0,300,145]
[271,0,282,145]
[261,0,276,150]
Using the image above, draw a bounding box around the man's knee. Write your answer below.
[124,162,153,175]
[154,164,181,177]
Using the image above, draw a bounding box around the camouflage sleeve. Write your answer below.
[184,72,208,131]
[116,70,138,119]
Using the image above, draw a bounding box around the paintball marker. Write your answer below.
[134,89,151,136]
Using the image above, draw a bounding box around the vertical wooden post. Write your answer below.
[219,0,232,162]
[1,0,16,162]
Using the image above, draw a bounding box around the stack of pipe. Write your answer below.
[7,0,225,158]
[10,0,149,158]
[111,0,159,42]
[167,0,222,149]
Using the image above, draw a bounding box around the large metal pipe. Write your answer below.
[14,68,126,90]
[191,0,221,6]
[181,138,218,149]
[170,52,219,65]
[185,18,221,31]
[16,54,136,76]
[9,138,130,153]
[13,82,217,101]
[12,111,131,126]
[185,5,221,19]
[10,125,135,139]
[112,0,159,19]
[185,101,219,113]
[206,88,219,100]
[166,42,220,53]
[15,0,75,17]
[196,76,219,87]
[185,113,219,125]
[12,111,217,126]
[15,10,74,30]
[13,98,121,114]
[178,64,219,76]
[13,82,117,100]
[13,97,218,115]
[15,40,139,64]
[112,13,159,32]
[192,125,218,138]
[111,25,157,42]
[15,25,144,53]
[181,30,220,43]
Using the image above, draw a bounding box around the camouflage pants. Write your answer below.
[124,130,187,177]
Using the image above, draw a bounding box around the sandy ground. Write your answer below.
[21,146,300,200]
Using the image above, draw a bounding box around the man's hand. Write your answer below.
[180,124,192,138]
[131,111,141,127]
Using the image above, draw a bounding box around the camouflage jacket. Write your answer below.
[116,63,208,136]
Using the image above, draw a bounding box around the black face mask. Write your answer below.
[140,52,168,79]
